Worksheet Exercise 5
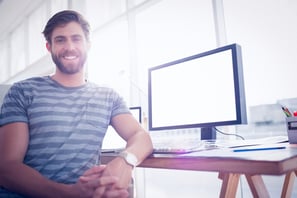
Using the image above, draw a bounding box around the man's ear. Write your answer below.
[46,42,51,52]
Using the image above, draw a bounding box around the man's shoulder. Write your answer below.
[5,77,53,100]
[19,76,48,83]
[14,76,49,87]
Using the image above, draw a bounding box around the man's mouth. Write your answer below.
[63,55,78,60]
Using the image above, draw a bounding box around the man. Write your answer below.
[0,10,153,198]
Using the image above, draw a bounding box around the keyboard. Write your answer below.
[150,129,219,154]
[152,139,206,154]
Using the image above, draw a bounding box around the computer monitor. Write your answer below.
[129,106,142,123]
[148,43,247,140]
[102,106,142,150]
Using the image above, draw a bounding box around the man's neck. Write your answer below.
[51,71,86,87]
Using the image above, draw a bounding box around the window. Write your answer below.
[134,0,217,110]
[0,40,9,82]
[224,0,297,106]
[28,3,48,65]
[135,0,216,68]
[10,22,26,74]
[50,0,68,16]
[223,0,297,138]
[85,0,126,29]
[87,20,130,101]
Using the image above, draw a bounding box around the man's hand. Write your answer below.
[102,157,133,189]
[74,165,129,198]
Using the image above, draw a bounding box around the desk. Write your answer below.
[101,143,297,198]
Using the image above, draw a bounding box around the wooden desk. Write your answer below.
[101,143,297,198]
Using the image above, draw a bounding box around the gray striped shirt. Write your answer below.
[0,76,130,197]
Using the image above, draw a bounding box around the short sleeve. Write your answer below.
[0,83,29,126]
[110,90,130,118]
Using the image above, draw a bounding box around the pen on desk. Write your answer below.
[282,106,292,117]
[233,146,286,152]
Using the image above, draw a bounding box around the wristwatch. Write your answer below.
[119,151,138,167]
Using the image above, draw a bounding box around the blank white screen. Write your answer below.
[150,50,237,128]
[102,107,141,149]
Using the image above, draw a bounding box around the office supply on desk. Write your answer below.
[286,116,297,144]
[152,138,220,154]
[151,132,202,154]
[149,129,223,154]
[226,135,288,148]
[150,134,288,154]
[233,145,286,152]
[282,105,292,117]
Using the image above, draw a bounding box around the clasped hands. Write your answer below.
[74,158,133,198]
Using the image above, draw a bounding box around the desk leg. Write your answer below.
[245,174,269,198]
[218,172,240,198]
[281,171,297,198]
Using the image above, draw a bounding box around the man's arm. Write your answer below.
[105,113,153,188]
[0,122,122,198]
[111,113,153,164]
[0,122,74,197]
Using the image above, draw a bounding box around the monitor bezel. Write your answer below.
[129,106,142,123]
[148,43,247,131]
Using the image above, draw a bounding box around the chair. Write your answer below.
[0,84,11,105]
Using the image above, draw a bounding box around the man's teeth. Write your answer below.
[64,56,77,60]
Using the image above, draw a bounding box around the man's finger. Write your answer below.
[83,165,106,176]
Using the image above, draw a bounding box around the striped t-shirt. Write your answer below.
[0,76,130,197]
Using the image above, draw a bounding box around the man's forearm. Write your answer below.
[0,161,74,198]
[125,130,153,164]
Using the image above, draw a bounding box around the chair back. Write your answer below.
[0,84,11,106]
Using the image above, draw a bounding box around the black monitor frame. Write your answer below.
[148,43,247,140]
[129,106,142,123]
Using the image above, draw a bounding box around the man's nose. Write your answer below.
[64,40,75,50]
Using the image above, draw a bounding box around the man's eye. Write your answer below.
[55,38,65,43]
[73,37,82,42]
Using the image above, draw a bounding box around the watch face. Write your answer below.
[127,153,137,166]
[121,152,138,166]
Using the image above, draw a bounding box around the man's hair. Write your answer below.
[42,10,90,43]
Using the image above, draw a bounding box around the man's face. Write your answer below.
[46,21,90,74]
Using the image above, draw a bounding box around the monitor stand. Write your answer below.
[200,127,216,140]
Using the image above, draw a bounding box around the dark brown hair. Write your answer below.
[42,10,90,43]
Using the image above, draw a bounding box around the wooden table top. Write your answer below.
[101,143,297,175]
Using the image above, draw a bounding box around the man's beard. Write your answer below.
[51,51,87,74]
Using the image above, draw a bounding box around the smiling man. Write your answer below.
[0,10,153,198]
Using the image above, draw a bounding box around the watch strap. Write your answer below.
[119,151,138,167]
